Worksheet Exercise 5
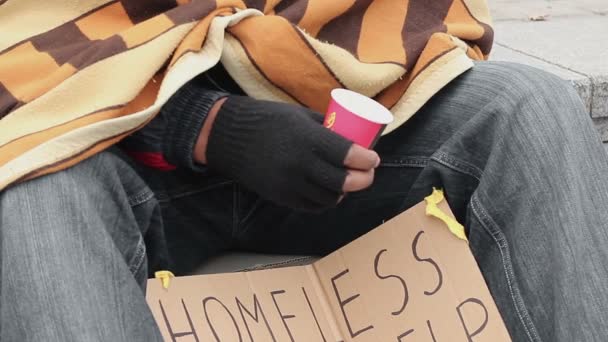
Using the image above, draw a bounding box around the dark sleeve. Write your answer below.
[120,79,228,172]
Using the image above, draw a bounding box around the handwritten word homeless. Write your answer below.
[147,199,511,342]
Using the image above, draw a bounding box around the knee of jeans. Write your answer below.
[14,151,147,199]
[2,151,154,233]
[477,61,578,97]
[478,62,590,140]
[1,152,155,272]
[9,151,118,188]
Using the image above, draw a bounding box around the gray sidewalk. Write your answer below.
[488,0,608,140]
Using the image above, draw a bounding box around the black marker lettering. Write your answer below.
[203,297,243,342]
[302,287,327,342]
[236,294,276,342]
[159,299,200,342]
[331,269,374,338]
[412,230,443,296]
[271,290,296,342]
[374,249,409,316]
[457,298,489,341]
[427,320,438,342]
[397,329,415,341]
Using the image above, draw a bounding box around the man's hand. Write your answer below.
[194,96,379,211]
[342,144,379,193]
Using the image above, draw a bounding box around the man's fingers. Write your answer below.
[343,144,380,171]
[343,168,375,192]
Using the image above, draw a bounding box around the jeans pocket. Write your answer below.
[469,194,541,342]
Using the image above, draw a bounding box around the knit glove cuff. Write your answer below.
[161,83,229,171]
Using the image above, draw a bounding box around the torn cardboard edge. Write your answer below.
[146,189,512,341]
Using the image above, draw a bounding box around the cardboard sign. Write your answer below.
[146,194,512,341]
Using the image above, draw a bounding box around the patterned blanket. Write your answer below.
[0,0,493,191]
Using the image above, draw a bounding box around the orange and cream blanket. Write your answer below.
[0,0,493,191]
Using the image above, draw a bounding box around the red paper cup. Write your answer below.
[324,89,393,148]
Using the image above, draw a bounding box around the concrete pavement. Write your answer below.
[488,0,608,140]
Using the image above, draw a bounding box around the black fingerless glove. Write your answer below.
[206,96,353,211]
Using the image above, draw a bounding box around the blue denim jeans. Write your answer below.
[2,61,608,341]
[0,151,165,341]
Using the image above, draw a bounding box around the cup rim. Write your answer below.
[330,88,394,124]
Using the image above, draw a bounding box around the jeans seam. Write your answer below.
[379,156,429,168]
[470,194,542,342]
[127,189,155,207]
[156,180,234,203]
[239,198,263,228]
[232,183,239,238]
[128,237,147,275]
[431,151,483,180]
